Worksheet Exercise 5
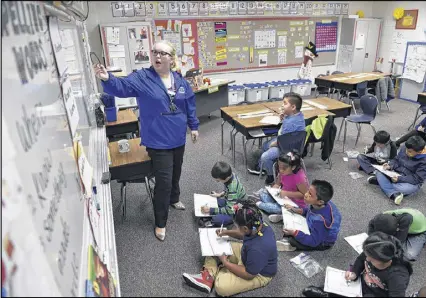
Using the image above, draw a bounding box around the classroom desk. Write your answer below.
[106,109,139,139]
[108,137,153,221]
[315,72,391,92]
[193,80,235,117]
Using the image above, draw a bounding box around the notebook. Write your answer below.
[282,207,310,235]
[345,233,368,255]
[324,266,362,297]
[259,115,281,125]
[199,228,233,256]
[265,186,298,207]
[194,193,218,217]
[372,164,401,178]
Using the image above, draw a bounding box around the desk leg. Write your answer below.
[338,118,345,140]
[232,130,238,166]
[221,120,225,155]
[121,182,127,222]
[243,138,250,170]
[229,127,235,151]
[343,119,347,153]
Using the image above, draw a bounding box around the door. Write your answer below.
[362,20,381,72]
[352,20,368,72]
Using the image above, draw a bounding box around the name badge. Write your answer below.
[178,86,185,94]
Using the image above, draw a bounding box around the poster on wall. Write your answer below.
[111,2,124,17]
[134,2,146,16]
[396,9,419,30]
[189,2,199,15]
[315,22,338,52]
[157,2,168,16]
[163,30,182,56]
[238,1,247,14]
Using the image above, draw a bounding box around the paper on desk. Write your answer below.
[199,228,233,256]
[265,186,298,207]
[239,112,274,119]
[331,77,350,81]
[304,100,327,110]
[372,165,401,178]
[194,194,218,217]
[345,233,368,254]
[282,207,310,235]
[324,266,362,297]
[237,109,271,118]
[301,106,315,111]
[260,115,281,125]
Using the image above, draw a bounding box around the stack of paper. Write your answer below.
[259,115,281,125]
[194,194,218,217]
[345,233,368,254]
[304,100,327,110]
[248,129,266,137]
[372,165,401,178]
[282,207,310,235]
[324,266,362,297]
[265,186,298,207]
[199,228,233,256]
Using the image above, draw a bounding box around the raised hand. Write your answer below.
[93,64,109,81]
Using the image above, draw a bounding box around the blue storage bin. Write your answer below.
[105,106,117,122]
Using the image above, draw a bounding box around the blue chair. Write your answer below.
[259,130,307,178]
[348,81,368,114]
[343,95,378,152]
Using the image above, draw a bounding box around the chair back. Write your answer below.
[360,95,379,118]
[332,71,344,75]
[317,74,326,77]
[277,130,307,155]
[236,101,254,106]
[356,81,368,97]
[267,97,282,102]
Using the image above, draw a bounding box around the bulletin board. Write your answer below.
[154,17,338,74]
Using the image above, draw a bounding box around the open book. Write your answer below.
[194,193,218,217]
[345,233,368,255]
[199,228,233,256]
[324,266,362,297]
[265,186,298,207]
[372,164,401,178]
[282,207,310,235]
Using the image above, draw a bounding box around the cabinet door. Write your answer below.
[363,20,382,72]
[352,20,368,73]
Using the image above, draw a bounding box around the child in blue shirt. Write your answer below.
[276,179,342,251]
[251,92,305,185]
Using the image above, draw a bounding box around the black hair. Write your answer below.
[373,130,390,144]
[211,161,232,180]
[368,213,398,237]
[363,232,413,275]
[234,202,263,231]
[311,179,334,203]
[406,136,426,152]
[284,92,303,111]
[278,149,302,174]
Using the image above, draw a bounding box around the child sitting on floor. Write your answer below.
[396,116,426,148]
[368,135,426,205]
[302,232,413,297]
[252,150,309,223]
[200,161,246,227]
[357,130,397,176]
[183,203,277,296]
[276,179,341,252]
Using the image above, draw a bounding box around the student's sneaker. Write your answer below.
[276,239,297,252]
[198,218,213,228]
[367,175,379,185]
[392,192,404,205]
[252,188,265,197]
[182,269,214,293]
[268,214,283,223]
[247,165,265,175]
[302,286,330,297]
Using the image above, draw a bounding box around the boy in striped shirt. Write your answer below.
[200,161,246,227]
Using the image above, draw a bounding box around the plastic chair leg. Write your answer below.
[354,125,362,147]
[408,107,421,131]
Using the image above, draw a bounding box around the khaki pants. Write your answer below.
[204,242,273,297]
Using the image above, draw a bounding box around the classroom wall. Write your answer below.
[86,1,373,86]
[372,1,426,74]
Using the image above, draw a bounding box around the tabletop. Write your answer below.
[106,109,138,126]
[306,97,352,110]
[221,103,269,117]
[318,72,391,85]
[109,138,150,168]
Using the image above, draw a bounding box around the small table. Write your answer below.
[106,109,139,139]
[108,138,153,221]
[193,80,236,117]
[315,72,391,92]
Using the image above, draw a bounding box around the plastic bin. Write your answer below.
[267,81,292,99]
[244,83,269,102]
[290,79,312,96]
[228,85,246,105]
[105,106,117,122]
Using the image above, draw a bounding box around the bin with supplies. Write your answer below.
[228,85,246,105]
[290,79,312,96]
[267,81,292,99]
[244,83,269,102]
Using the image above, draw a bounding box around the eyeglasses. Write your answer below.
[151,50,171,57]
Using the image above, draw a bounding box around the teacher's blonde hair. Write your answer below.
[154,40,179,72]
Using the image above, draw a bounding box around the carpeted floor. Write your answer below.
[111,97,426,297]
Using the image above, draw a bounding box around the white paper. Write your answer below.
[345,233,368,254]
[108,45,126,58]
[106,27,120,45]
[259,53,268,67]
[389,32,407,63]
[278,51,287,64]
[355,34,365,49]
[402,44,426,83]
[194,194,218,217]
[324,267,362,297]
[295,45,304,58]
[301,106,314,111]
[199,228,233,256]
[304,100,327,110]
[183,42,194,55]
[237,109,271,118]
[278,35,287,48]
[77,141,93,196]
[254,30,276,49]
[265,186,298,207]
[182,24,192,37]
[282,207,310,235]
[372,165,401,178]
[248,129,266,137]
[111,57,127,73]
[259,115,281,125]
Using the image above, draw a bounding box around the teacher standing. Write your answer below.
[94,41,200,241]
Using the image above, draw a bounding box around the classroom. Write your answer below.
[2,1,426,297]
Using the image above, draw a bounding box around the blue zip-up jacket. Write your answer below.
[294,201,342,247]
[389,145,426,185]
[415,117,426,131]
[101,67,199,149]
[278,111,306,135]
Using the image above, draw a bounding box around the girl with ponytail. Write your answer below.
[252,150,309,223]
[182,203,278,296]
[303,231,413,297]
